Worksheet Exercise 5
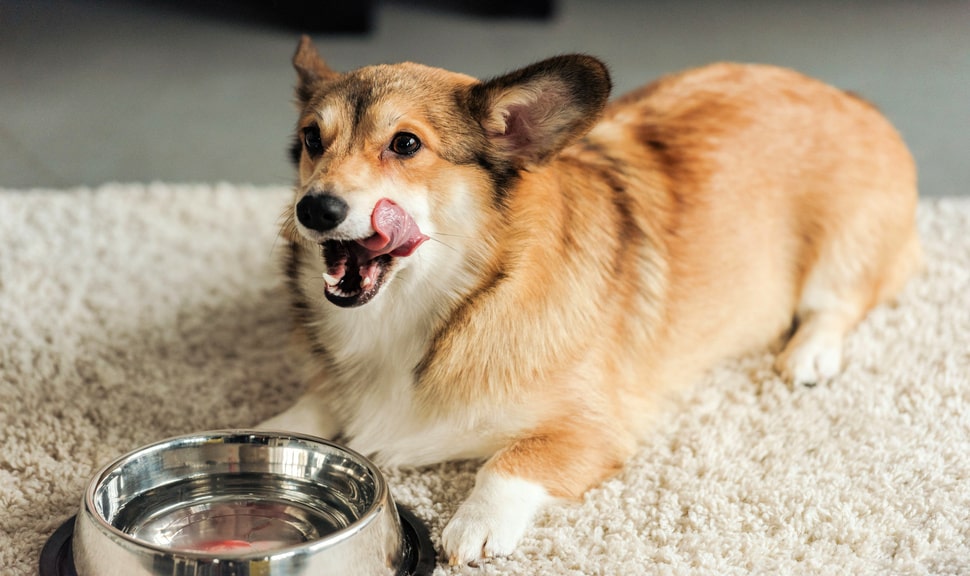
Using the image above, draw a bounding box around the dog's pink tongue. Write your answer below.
[356,198,429,258]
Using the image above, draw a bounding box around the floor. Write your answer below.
[2,0,967,196]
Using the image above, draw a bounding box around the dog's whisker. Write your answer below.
[269,227,286,258]
[268,210,293,258]
[429,236,460,253]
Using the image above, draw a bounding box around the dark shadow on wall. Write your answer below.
[137,0,555,34]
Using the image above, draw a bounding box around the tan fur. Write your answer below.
[269,37,920,564]
[486,64,918,492]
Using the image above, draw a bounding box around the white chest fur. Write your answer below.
[292,240,519,468]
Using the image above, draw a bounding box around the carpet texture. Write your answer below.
[1,183,968,576]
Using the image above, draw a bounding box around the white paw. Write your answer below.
[255,396,340,439]
[441,473,550,566]
[776,332,842,387]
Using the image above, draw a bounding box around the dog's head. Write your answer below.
[286,36,611,308]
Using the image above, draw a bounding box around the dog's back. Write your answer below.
[583,63,920,408]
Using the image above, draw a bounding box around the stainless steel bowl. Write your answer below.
[70,431,414,576]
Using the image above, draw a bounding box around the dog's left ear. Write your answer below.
[293,35,339,105]
[468,55,611,168]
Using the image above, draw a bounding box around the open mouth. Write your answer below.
[318,198,428,308]
[321,241,392,307]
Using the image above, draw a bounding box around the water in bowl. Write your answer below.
[107,472,361,554]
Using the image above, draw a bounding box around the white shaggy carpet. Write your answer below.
[1,183,969,576]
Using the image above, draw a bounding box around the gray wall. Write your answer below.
[2,0,966,196]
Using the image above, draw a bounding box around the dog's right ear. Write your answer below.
[293,35,339,105]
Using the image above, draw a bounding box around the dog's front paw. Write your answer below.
[255,394,341,439]
[441,473,550,566]
[441,502,524,566]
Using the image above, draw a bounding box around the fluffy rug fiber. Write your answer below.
[2,183,968,576]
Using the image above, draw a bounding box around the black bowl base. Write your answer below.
[40,504,435,576]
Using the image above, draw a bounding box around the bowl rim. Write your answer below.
[79,429,394,562]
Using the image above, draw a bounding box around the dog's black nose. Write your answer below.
[296,193,349,232]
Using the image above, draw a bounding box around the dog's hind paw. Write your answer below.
[441,473,550,566]
[775,329,843,387]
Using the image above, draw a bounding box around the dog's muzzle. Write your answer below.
[301,197,429,308]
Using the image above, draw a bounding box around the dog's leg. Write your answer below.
[776,226,920,387]
[775,248,871,387]
[255,387,341,439]
[441,424,627,565]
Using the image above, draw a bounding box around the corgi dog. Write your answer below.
[259,36,920,566]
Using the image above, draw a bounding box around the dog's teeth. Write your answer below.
[331,286,361,299]
[361,276,373,289]
[322,273,340,287]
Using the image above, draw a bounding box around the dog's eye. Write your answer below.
[389,132,421,156]
[302,126,324,157]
